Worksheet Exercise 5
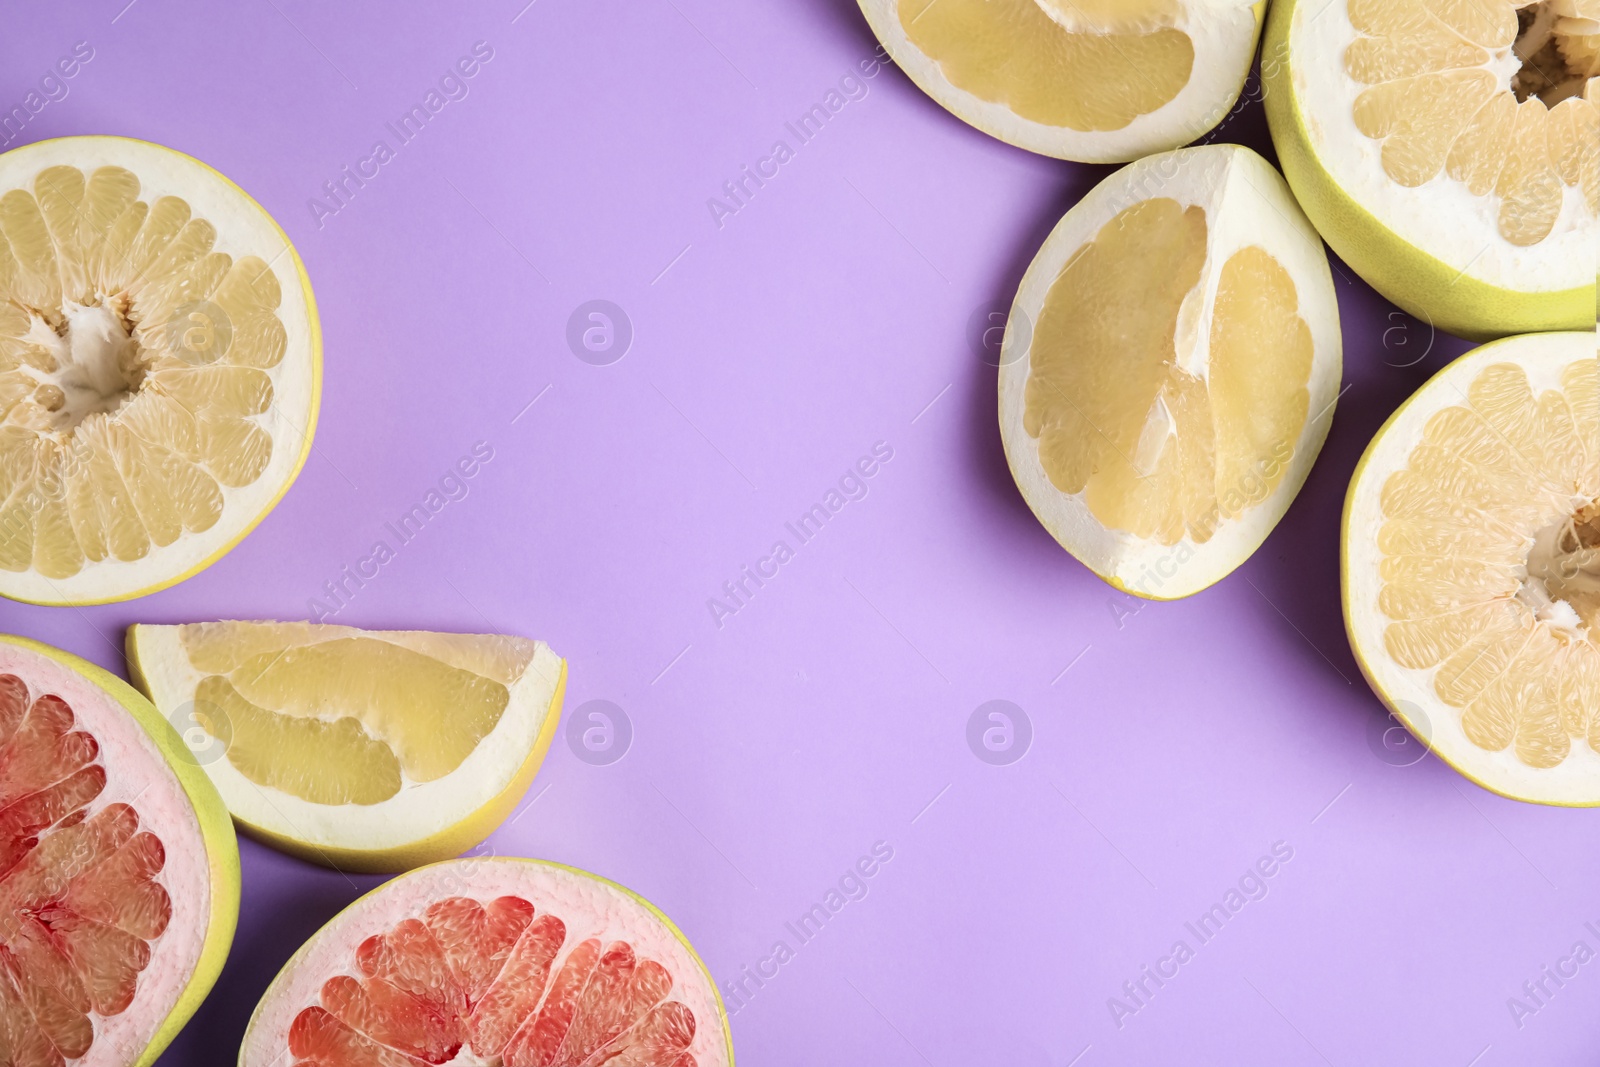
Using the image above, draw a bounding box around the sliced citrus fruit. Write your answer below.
[1344,331,1600,805]
[0,633,238,1066]
[998,144,1342,599]
[240,857,732,1067]
[126,621,566,874]
[1264,0,1599,339]
[855,0,1266,162]
[0,135,319,606]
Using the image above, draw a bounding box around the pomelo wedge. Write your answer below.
[1343,331,1600,805]
[0,633,238,1066]
[856,0,1265,162]
[1263,0,1599,340]
[999,144,1342,599]
[240,857,733,1067]
[127,621,566,874]
[0,135,320,606]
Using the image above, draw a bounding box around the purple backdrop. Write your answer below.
[6,2,1592,1064]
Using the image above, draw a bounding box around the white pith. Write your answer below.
[856,0,1264,162]
[1286,0,1596,294]
[238,859,731,1067]
[0,639,212,1067]
[0,136,317,606]
[129,624,564,856]
[1344,331,1600,805]
[998,145,1343,599]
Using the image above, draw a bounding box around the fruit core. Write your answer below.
[1511,1,1600,104]
[898,0,1194,131]
[21,300,149,434]
[1023,197,1312,546]
[288,894,700,1066]
[0,164,289,581]
[1524,498,1600,635]
[0,673,172,1063]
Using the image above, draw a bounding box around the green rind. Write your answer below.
[0,134,322,608]
[1338,332,1600,807]
[1262,0,1594,342]
[240,857,735,1067]
[0,633,241,1065]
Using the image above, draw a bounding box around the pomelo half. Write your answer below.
[1344,331,1600,805]
[0,135,320,606]
[856,0,1266,162]
[240,857,733,1067]
[127,621,566,874]
[999,144,1342,599]
[1263,0,1598,340]
[0,633,238,1066]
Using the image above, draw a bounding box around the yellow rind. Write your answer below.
[124,628,566,874]
[239,856,735,1067]
[0,632,241,1065]
[0,135,322,608]
[1262,0,1595,342]
[1339,333,1600,807]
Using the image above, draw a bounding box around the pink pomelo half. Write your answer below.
[242,858,732,1067]
[0,634,238,1067]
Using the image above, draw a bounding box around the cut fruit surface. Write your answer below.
[239,858,732,1067]
[855,0,1264,162]
[999,144,1342,599]
[0,633,238,1066]
[1264,0,1599,339]
[0,136,319,605]
[1344,331,1600,805]
[127,622,566,874]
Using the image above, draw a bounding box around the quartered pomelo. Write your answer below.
[856,0,1266,162]
[999,144,1342,599]
[0,136,320,606]
[1264,0,1599,340]
[127,621,566,874]
[240,858,733,1067]
[1344,331,1600,805]
[0,633,238,1066]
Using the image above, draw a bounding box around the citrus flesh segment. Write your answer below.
[1264,0,1598,338]
[1344,332,1600,804]
[855,0,1264,162]
[0,634,237,1066]
[126,622,566,874]
[1000,145,1341,599]
[240,859,732,1067]
[0,137,318,606]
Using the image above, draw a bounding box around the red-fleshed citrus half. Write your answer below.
[241,858,732,1067]
[0,633,238,1067]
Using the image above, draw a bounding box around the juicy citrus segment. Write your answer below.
[127,622,566,873]
[898,0,1194,132]
[1345,0,1600,246]
[1208,247,1315,520]
[242,862,730,1067]
[176,625,523,805]
[0,137,317,606]
[858,0,1264,162]
[0,166,288,579]
[0,671,174,1064]
[1023,200,1313,547]
[285,896,704,1067]
[999,145,1342,599]
[1366,343,1600,774]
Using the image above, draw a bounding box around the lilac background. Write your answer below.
[4,2,1594,1064]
